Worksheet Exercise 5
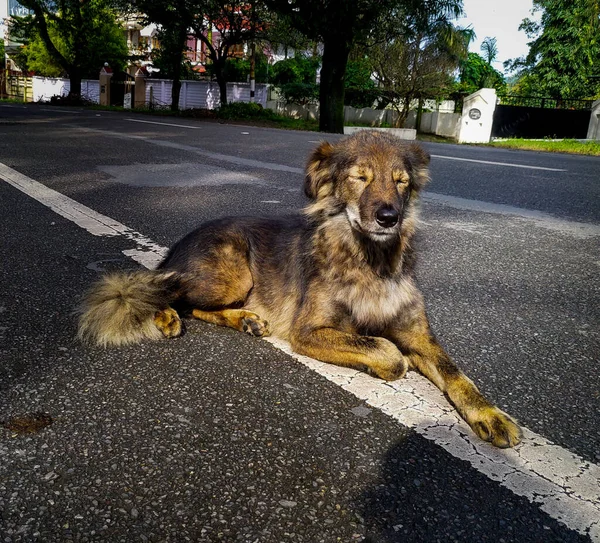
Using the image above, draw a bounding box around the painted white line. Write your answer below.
[0,162,167,268]
[117,123,564,172]
[1,163,598,540]
[39,108,81,114]
[125,118,202,129]
[77,126,305,174]
[431,154,567,172]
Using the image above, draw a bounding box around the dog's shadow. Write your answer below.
[354,433,583,543]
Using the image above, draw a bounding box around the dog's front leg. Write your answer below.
[385,317,522,448]
[290,327,409,382]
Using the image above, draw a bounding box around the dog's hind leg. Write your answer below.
[191,308,270,337]
[385,315,522,448]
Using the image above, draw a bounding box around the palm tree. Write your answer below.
[480,36,498,65]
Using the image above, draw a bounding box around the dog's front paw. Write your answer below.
[370,338,409,381]
[468,406,522,448]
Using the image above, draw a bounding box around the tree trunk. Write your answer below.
[319,35,351,133]
[68,68,82,99]
[170,23,188,112]
[213,59,228,107]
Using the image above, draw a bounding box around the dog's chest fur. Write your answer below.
[314,216,422,329]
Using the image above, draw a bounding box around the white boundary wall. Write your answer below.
[30,76,267,110]
[32,77,100,103]
[586,99,600,140]
[144,79,268,109]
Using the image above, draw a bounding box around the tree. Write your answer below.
[189,2,266,107]
[368,23,472,127]
[505,0,600,99]
[362,0,471,127]
[129,0,194,111]
[480,36,498,65]
[8,0,128,100]
[456,52,506,96]
[266,0,400,133]
[132,0,265,109]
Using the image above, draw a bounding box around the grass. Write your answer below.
[487,138,600,156]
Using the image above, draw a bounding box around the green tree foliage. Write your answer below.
[266,0,400,133]
[8,0,128,99]
[132,0,266,108]
[205,51,270,83]
[455,52,506,97]
[270,54,319,104]
[129,0,194,110]
[17,13,127,78]
[344,58,377,108]
[365,0,472,127]
[505,0,600,99]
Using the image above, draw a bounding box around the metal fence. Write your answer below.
[497,94,594,110]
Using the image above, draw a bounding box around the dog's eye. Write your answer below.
[396,178,409,185]
[357,175,367,182]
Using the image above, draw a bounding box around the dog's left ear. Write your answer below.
[407,143,431,190]
[305,141,335,199]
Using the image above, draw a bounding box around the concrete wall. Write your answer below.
[145,79,268,109]
[32,77,100,103]
[29,76,266,110]
[457,88,497,143]
[587,99,600,140]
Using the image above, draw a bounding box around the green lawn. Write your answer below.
[487,138,600,156]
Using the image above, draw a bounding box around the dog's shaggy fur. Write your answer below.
[78,130,522,448]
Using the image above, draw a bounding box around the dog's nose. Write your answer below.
[375,207,400,228]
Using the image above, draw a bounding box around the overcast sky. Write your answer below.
[456,0,542,73]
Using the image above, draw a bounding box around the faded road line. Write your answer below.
[1,162,599,541]
[431,154,567,171]
[122,119,566,172]
[423,193,600,239]
[126,118,203,129]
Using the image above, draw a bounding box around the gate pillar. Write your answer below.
[457,88,497,144]
[134,67,148,109]
[99,64,113,106]
[586,99,600,140]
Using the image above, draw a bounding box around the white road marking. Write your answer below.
[125,118,203,129]
[39,108,81,114]
[118,120,565,172]
[1,162,599,540]
[0,162,167,268]
[77,126,305,174]
[431,154,567,171]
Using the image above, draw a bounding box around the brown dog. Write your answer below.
[78,130,522,448]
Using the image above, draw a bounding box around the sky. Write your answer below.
[456,0,542,73]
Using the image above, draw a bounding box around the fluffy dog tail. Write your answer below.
[77,270,182,347]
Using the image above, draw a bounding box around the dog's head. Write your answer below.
[304,130,430,242]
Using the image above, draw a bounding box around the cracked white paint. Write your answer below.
[267,337,600,542]
[2,161,599,541]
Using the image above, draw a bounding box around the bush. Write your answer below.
[271,56,319,86]
[278,82,319,105]
[217,101,276,120]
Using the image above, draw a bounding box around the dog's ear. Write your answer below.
[305,141,335,199]
[407,143,431,190]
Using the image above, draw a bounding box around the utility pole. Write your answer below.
[249,2,256,102]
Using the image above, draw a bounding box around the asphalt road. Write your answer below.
[0,103,598,542]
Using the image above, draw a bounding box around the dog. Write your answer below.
[77,130,522,448]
